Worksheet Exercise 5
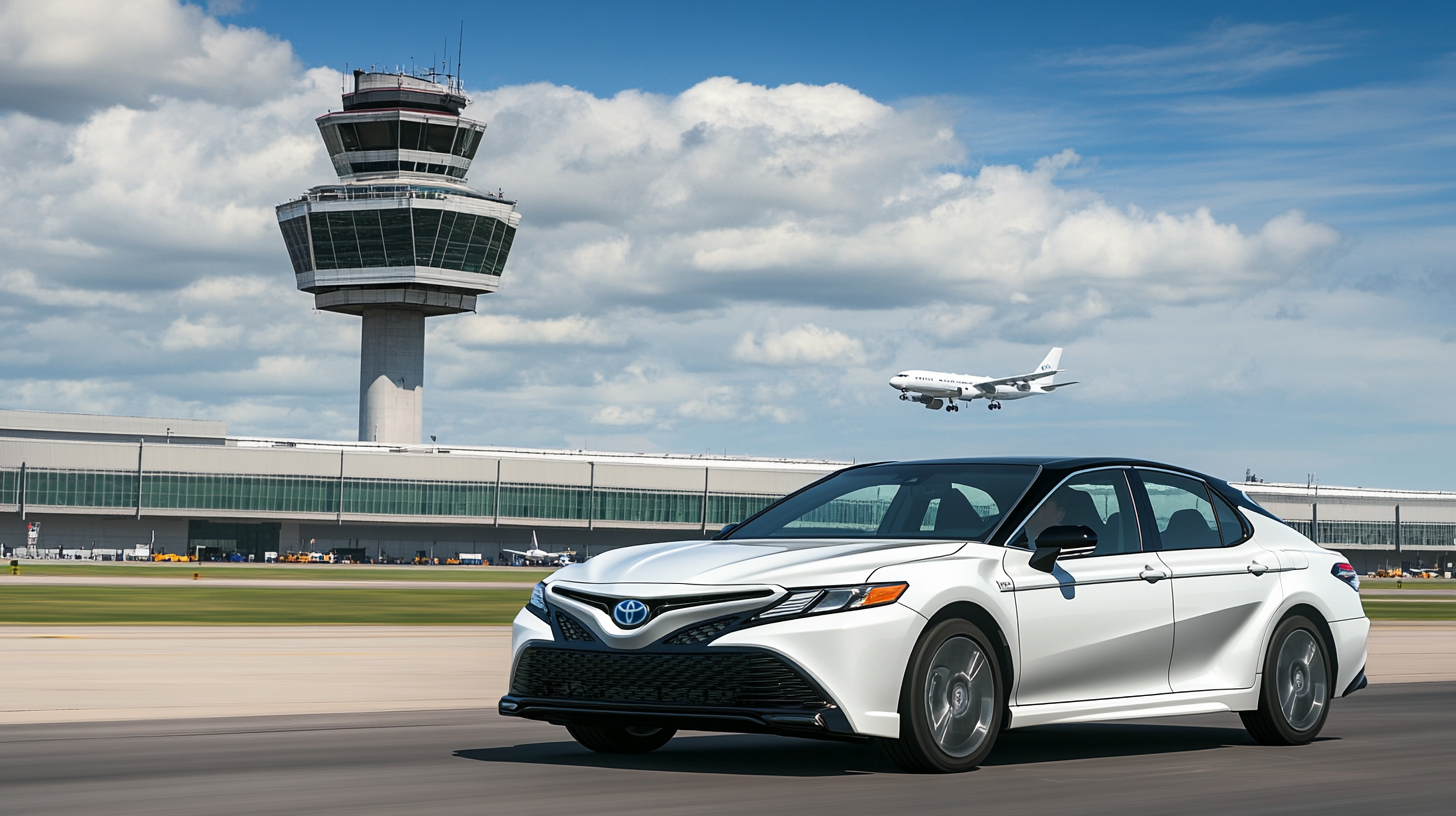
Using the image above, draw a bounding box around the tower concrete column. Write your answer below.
[359,309,424,444]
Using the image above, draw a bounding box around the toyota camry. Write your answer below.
[498,457,1369,772]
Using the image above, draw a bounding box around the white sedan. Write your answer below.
[499,458,1369,772]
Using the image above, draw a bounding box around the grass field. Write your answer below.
[1360,578,1456,590]
[1361,599,1456,621]
[0,586,531,625]
[0,579,1448,624]
[1,562,552,583]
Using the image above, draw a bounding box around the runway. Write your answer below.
[1,682,1449,816]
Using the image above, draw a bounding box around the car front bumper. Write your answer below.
[500,602,927,740]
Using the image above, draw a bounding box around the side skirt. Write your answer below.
[1006,685,1261,729]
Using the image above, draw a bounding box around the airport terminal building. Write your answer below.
[0,409,839,562]
[1,408,1453,574]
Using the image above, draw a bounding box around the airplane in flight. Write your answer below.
[889,348,1077,412]
[503,532,576,566]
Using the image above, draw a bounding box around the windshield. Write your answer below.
[724,463,1039,541]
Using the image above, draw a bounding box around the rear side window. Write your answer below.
[1138,470,1221,550]
[1211,490,1249,546]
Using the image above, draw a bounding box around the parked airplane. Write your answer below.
[889,348,1077,412]
[503,532,576,566]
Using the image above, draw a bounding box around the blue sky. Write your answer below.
[0,0,1454,489]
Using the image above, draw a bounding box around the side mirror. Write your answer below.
[1029,525,1098,573]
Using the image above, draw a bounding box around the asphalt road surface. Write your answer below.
[3,682,1449,816]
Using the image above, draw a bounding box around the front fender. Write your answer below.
[866,545,1020,694]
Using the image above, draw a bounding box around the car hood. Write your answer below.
[551,537,967,588]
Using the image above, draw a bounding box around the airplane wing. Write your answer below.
[1040,381,1079,391]
[502,549,529,556]
[971,368,1062,389]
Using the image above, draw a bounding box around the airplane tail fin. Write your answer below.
[531,531,538,549]
[1035,348,1062,387]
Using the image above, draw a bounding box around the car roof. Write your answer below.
[865,456,1219,481]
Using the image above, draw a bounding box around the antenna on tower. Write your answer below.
[456,20,464,90]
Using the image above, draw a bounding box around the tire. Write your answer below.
[1240,614,1332,746]
[566,724,676,754]
[878,618,1004,773]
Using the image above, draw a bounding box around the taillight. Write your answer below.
[1332,562,1359,592]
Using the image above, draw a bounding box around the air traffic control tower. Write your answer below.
[276,70,520,444]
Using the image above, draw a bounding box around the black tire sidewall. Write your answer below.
[1259,615,1332,744]
[568,724,676,753]
[898,618,1004,772]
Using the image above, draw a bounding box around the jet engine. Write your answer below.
[925,398,944,410]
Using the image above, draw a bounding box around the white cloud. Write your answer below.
[0,0,299,119]
[732,324,870,367]
[467,80,1338,324]
[437,314,621,347]
[590,405,657,426]
[1058,22,1347,93]
[160,316,243,351]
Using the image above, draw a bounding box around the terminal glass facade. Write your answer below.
[1283,519,1456,550]
[142,472,339,514]
[2,467,783,527]
[343,478,493,517]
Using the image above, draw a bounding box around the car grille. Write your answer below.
[511,647,828,708]
[663,617,736,645]
[555,612,594,642]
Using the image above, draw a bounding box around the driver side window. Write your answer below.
[1013,470,1141,556]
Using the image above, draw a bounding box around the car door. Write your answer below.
[1133,469,1283,693]
[1002,468,1175,706]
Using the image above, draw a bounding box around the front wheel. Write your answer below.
[878,618,1004,773]
[566,724,676,754]
[1240,615,1332,745]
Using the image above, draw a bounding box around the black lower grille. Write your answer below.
[664,617,736,645]
[555,612,594,642]
[511,647,827,708]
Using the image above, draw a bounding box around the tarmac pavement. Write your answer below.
[2,622,1452,725]
[0,681,1449,816]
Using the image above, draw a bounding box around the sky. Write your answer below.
[0,0,1454,489]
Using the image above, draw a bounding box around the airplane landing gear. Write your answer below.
[899,393,909,401]
[988,402,1002,411]
[945,403,958,412]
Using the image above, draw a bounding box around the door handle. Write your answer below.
[1248,563,1269,576]
[1139,566,1167,583]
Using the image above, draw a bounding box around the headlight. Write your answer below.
[756,582,908,620]
[528,581,547,610]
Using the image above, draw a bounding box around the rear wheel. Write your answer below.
[878,618,1003,773]
[1240,615,1331,745]
[566,724,676,753]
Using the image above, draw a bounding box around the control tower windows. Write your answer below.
[379,209,414,267]
[279,216,312,274]
[400,120,425,152]
[321,118,484,160]
[284,205,512,276]
[425,123,457,153]
[354,121,398,151]
[320,124,345,157]
[411,209,442,266]
[452,128,482,159]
